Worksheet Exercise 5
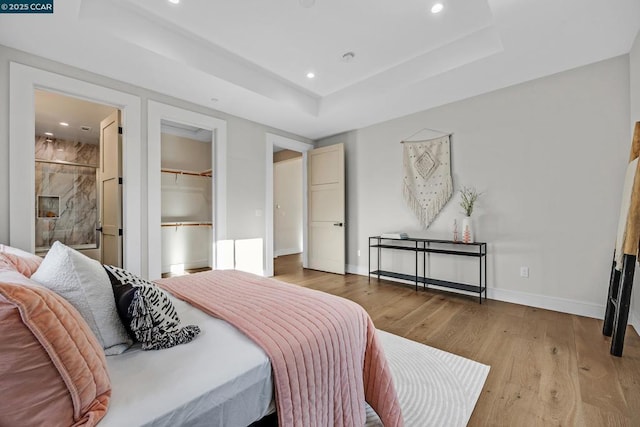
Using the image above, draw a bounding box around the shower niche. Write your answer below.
[37,195,60,218]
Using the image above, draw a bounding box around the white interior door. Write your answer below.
[100,110,123,266]
[307,143,345,274]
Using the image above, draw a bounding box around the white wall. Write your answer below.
[274,157,303,256]
[318,56,630,317]
[630,30,640,332]
[0,44,312,275]
[161,133,212,172]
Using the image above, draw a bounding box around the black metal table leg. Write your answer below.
[368,237,371,282]
[415,240,418,291]
[478,245,482,304]
[423,241,426,291]
[483,245,487,302]
[377,237,381,280]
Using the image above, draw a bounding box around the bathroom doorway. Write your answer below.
[34,89,121,264]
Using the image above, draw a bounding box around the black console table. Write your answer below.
[368,236,487,303]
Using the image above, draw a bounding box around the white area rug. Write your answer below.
[365,330,490,427]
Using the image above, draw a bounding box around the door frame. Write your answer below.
[147,101,227,280]
[9,62,143,274]
[265,133,313,277]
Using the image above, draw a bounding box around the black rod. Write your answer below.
[603,253,620,337]
[611,254,635,356]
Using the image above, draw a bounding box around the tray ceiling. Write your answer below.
[0,0,638,139]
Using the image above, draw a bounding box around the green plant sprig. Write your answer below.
[459,186,482,217]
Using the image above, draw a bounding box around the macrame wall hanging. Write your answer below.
[401,129,453,228]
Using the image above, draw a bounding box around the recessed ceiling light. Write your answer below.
[431,3,444,14]
[210,97,219,103]
[59,122,69,127]
[168,0,180,4]
[306,72,315,79]
[44,132,53,136]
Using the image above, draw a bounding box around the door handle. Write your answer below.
[96,227,103,232]
[333,222,343,227]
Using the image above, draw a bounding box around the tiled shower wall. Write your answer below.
[35,136,99,250]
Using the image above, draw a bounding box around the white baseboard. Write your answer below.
[486,287,604,319]
[274,248,302,257]
[346,264,605,320]
[347,264,369,276]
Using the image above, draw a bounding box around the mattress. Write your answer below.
[100,297,274,427]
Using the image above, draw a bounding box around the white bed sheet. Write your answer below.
[100,297,274,427]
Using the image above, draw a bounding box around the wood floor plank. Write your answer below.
[574,316,630,417]
[468,316,524,425]
[273,254,640,427]
[611,326,640,423]
[537,314,584,426]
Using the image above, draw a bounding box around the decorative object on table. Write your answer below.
[452,219,459,242]
[462,218,472,244]
[381,232,409,239]
[459,186,482,244]
[401,129,453,229]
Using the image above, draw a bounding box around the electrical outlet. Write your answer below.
[357,249,361,257]
[520,266,529,278]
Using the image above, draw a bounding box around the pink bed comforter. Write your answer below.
[157,270,403,427]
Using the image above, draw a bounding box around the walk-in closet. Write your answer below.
[160,121,213,276]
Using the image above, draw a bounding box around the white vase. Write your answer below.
[462,216,474,243]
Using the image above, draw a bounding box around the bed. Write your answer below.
[101,296,275,426]
[0,244,402,427]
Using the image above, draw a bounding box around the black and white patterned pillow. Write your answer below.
[104,265,200,350]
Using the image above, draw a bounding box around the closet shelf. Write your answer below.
[161,221,213,227]
[161,168,212,177]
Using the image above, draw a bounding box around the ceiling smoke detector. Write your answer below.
[80,125,92,132]
[341,52,355,62]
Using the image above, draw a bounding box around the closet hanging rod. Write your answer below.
[161,168,212,177]
[35,158,98,169]
[160,222,213,227]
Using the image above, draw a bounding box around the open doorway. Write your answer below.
[159,120,214,278]
[147,101,228,280]
[34,89,121,264]
[10,63,143,274]
[273,148,303,275]
[264,133,313,277]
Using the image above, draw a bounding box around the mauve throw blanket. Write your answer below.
[157,270,403,427]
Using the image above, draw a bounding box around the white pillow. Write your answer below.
[31,241,131,355]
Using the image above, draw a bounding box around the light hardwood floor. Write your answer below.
[273,254,640,426]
